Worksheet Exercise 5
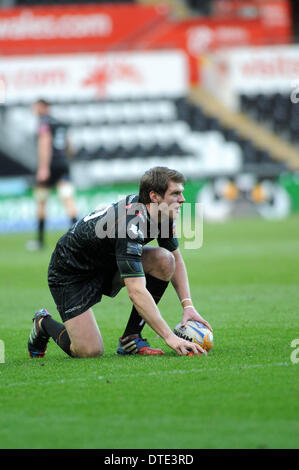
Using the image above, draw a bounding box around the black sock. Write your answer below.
[38,218,45,246]
[122,274,169,338]
[41,316,73,357]
[70,217,77,226]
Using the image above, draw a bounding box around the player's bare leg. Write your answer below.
[64,309,104,358]
[26,187,48,251]
[56,181,78,224]
[141,246,175,281]
[28,308,103,359]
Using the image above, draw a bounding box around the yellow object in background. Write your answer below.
[251,184,268,204]
[223,181,239,201]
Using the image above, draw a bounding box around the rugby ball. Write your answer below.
[174,321,214,351]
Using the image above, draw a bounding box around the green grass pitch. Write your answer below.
[0,216,298,449]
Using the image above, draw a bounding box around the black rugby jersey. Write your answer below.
[48,194,178,286]
[37,114,69,168]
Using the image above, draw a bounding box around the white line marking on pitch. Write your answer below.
[1,361,292,389]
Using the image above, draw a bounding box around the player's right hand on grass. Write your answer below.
[165,333,206,356]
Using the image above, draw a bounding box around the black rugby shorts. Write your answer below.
[48,271,123,322]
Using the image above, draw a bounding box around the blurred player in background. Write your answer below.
[26,99,78,251]
[27,166,212,359]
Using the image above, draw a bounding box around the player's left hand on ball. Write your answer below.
[181,307,213,332]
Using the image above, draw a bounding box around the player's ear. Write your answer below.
[149,190,161,203]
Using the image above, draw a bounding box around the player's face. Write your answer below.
[32,103,41,116]
[32,103,48,116]
[158,181,185,221]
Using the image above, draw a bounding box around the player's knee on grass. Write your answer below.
[71,340,104,358]
[71,343,104,358]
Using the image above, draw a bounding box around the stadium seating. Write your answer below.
[0,0,293,184]
[239,92,299,145]
[0,149,31,177]
[1,93,287,184]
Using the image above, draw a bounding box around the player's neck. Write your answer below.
[145,202,159,223]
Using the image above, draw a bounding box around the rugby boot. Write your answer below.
[117,334,164,356]
[28,308,51,358]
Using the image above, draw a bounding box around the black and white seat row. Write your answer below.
[239,92,299,144]
[1,95,287,183]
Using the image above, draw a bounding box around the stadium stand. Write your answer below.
[3,86,297,188]
[191,87,299,173]
[1,0,298,187]
[0,95,244,185]
[0,148,31,176]
[240,92,299,145]
[1,89,299,184]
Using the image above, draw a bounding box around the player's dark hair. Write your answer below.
[139,167,186,204]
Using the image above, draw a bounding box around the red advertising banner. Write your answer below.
[137,16,292,83]
[0,4,168,55]
[0,51,187,103]
[212,0,292,44]
[0,2,293,86]
[213,0,292,28]
[140,17,274,53]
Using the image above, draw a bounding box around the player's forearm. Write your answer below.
[38,148,51,171]
[37,135,52,171]
[171,252,192,306]
[128,287,173,341]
